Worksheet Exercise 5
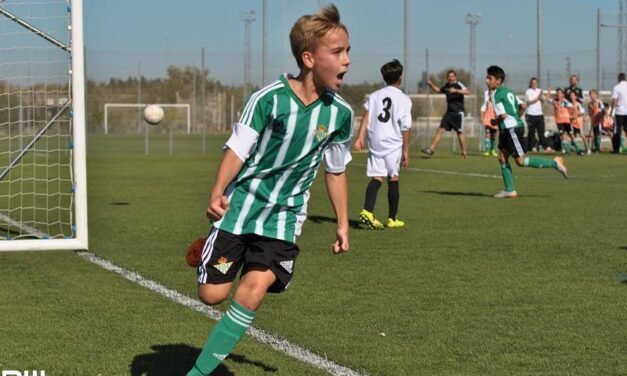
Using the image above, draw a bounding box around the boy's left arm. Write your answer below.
[324,111,353,254]
[325,171,349,254]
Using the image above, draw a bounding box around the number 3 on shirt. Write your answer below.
[378,97,392,123]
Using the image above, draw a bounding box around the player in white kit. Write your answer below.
[354,59,412,229]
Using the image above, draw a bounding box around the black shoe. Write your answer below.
[421,147,434,156]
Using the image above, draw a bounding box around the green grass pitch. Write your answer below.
[1,134,626,375]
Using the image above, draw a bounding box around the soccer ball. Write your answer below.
[143,104,164,125]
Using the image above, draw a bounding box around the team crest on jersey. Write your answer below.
[272,117,285,133]
[213,256,233,275]
[315,124,328,141]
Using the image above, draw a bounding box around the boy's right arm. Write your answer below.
[207,148,244,222]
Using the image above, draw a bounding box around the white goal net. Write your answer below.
[0,0,87,251]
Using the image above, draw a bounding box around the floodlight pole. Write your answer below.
[465,13,481,90]
[241,10,256,102]
[262,0,268,86]
[537,0,542,82]
[403,0,408,92]
[597,11,627,91]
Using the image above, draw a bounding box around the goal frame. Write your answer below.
[0,0,88,252]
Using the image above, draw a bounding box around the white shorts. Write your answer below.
[367,148,402,177]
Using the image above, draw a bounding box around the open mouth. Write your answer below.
[337,71,347,80]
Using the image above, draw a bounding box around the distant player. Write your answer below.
[422,70,469,158]
[587,90,605,153]
[354,59,412,229]
[186,5,353,375]
[568,91,589,155]
[480,88,498,156]
[548,88,578,154]
[485,65,567,199]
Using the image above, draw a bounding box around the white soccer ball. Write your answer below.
[143,104,164,125]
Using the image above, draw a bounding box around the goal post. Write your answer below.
[0,0,88,251]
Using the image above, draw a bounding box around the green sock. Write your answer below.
[621,137,625,152]
[484,138,491,152]
[187,300,256,376]
[562,141,570,153]
[490,139,496,152]
[523,157,557,169]
[572,140,581,153]
[595,136,601,151]
[500,163,515,192]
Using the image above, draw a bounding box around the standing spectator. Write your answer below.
[610,73,627,153]
[564,74,583,101]
[525,77,553,152]
[422,70,469,158]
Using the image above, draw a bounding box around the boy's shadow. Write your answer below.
[308,215,364,229]
[130,344,278,376]
[420,190,494,198]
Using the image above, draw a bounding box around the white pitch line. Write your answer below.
[76,251,367,376]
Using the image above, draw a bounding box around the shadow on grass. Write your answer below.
[420,190,548,198]
[130,344,278,375]
[308,215,364,229]
[619,246,627,251]
[615,272,627,285]
[419,190,494,198]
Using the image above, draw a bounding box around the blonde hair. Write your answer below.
[289,4,347,69]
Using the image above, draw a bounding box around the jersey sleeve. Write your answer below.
[325,107,353,172]
[224,93,271,161]
[363,96,370,111]
[492,91,506,116]
[324,142,352,173]
[612,86,619,100]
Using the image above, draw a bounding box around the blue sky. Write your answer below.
[85,0,619,91]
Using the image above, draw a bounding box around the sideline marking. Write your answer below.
[77,251,367,376]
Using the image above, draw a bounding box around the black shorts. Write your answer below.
[498,127,525,158]
[557,123,572,134]
[197,227,299,293]
[572,127,582,136]
[439,111,464,133]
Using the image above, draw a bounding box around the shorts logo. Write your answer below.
[315,124,328,141]
[280,260,294,274]
[213,256,233,275]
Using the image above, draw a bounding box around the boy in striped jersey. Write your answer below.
[187,4,353,375]
[354,59,412,229]
[485,66,567,199]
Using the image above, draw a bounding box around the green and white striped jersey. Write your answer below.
[491,86,524,130]
[214,74,354,243]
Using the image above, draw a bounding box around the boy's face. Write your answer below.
[447,72,457,84]
[485,74,500,90]
[590,92,597,100]
[308,27,351,92]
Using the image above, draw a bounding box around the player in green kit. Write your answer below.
[186,4,353,375]
[486,65,568,199]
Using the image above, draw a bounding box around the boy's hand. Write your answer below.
[490,118,499,126]
[332,227,349,254]
[207,194,229,222]
[401,150,409,167]
[353,138,364,151]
